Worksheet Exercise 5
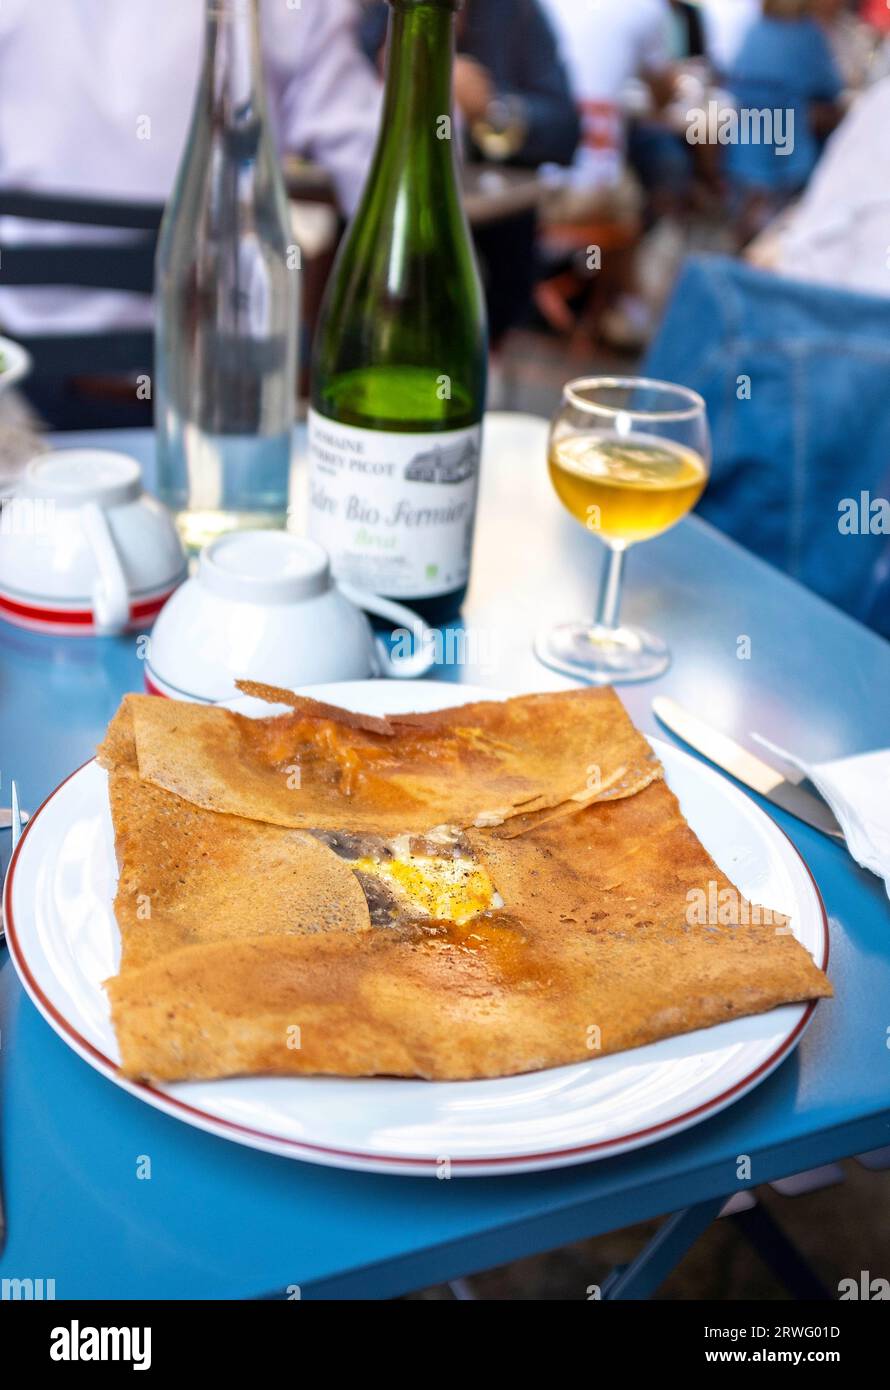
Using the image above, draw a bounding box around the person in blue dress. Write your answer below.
[727,0,844,218]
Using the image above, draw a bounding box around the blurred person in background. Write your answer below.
[662,1,725,204]
[629,1,713,218]
[359,0,579,347]
[536,0,676,350]
[726,0,843,240]
[539,0,674,224]
[816,0,875,90]
[669,0,708,58]
[359,0,579,169]
[859,0,890,81]
[861,0,890,35]
[750,74,890,296]
[0,0,381,341]
[699,0,760,73]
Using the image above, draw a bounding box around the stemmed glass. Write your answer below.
[535,376,711,684]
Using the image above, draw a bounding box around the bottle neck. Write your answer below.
[202,0,266,127]
[380,2,457,157]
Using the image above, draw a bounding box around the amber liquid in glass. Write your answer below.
[548,431,708,545]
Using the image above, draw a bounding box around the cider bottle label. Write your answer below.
[308,409,482,598]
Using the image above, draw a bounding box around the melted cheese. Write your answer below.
[353,852,498,925]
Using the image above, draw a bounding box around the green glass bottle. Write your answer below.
[308,0,487,626]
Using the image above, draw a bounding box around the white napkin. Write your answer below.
[754,736,890,900]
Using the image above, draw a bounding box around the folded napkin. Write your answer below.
[755,737,890,900]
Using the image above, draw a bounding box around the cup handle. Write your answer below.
[337,582,435,680]
[81,502,130,635]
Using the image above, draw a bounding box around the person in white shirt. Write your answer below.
[699,0,760,73]
[538,0,673,219]
[0,0,381,337]
[752,76,890,298]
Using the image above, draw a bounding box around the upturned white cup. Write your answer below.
[0,449,187,635]
[145,530,435,701]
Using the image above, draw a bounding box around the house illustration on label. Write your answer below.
[404,437,478,485]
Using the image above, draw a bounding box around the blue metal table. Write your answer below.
[1,413,888,1299]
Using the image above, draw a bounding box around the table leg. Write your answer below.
[728,1205,833,1300]
[600,1195,726,1301]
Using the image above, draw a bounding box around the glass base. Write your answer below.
[535,621,670,685]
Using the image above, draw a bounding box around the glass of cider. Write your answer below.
[536,376,710,684]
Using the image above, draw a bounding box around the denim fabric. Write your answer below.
[643,255,890,640]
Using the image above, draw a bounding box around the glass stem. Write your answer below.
[595,546,626,631]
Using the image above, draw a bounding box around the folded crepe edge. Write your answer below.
[99,686,665,833]
[104,926,832,1085]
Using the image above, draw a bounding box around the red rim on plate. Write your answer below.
[3,758,830,1171]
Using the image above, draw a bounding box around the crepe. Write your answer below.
[102,693,832,1082]
[98,682,662,835]
[108,767,371,972]
[108,913,829,1082]
[107,781,830,1081]
[467,777,761,937]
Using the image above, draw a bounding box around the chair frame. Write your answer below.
[0,188,164,423]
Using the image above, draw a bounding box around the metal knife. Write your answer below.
[652,697,845,842]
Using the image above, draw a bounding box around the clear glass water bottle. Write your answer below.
[155,0,298,552]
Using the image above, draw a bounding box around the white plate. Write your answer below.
[4,680,829,1176]
[0,334,32,394]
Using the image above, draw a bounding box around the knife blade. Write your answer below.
[652,697,845,842]
[0,806,28,831]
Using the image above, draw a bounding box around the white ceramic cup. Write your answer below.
[145,530,435,701]
[0,449,187,636]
